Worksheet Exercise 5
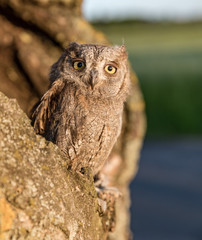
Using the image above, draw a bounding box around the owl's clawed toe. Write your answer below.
[96,185,122,200]
[97,197,107,213]
[96,186,121,214]
[96,185,120,232]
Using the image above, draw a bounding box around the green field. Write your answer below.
[94,21,202,136]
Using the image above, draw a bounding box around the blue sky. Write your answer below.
[83,0,202,21]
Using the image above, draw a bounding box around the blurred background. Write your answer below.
[83,0,202,239]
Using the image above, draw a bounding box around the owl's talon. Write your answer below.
[96,186,122,199]
[96,185,118,232]
[97,197,107,213]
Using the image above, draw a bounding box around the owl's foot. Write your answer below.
[96,185,122,232]
[96,185,122,200]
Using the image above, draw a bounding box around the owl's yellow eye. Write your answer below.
[104,65,117,74]
[73,61,85,70]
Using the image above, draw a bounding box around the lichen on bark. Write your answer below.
[0,92,106,240]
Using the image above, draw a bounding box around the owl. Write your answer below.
[31,42,130,176]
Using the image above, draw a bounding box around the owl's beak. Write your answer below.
[89,78,95,90]
[89,69,98,90]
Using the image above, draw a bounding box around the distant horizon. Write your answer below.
[86,16,202,24]
[83,0,202,22]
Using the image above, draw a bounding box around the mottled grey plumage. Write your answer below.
[31,42,130,175]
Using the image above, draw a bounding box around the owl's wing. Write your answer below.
[31,79,65,135]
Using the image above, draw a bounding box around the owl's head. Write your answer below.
[50,42,130,99]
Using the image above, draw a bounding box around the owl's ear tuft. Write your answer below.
[65,42,81,52]
[114,45,128,59]
[120,45,126,52]
[65,42,81,59]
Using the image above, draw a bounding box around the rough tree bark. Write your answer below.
[0,1,146,239]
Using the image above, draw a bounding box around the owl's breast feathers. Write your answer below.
[55,85,123,174]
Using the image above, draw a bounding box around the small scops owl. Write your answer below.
[31,42,130,175]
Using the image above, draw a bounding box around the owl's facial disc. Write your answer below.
[65,44,127,96]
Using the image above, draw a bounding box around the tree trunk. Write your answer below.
[0,92,107,240]
[0,1,146,239]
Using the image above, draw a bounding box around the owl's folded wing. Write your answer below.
[30,79,65,135]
